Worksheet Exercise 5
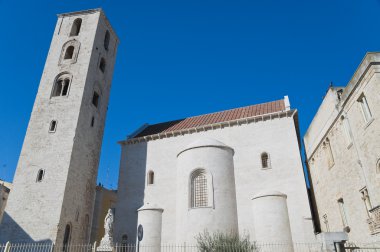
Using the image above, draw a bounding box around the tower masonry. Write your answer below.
[0,9,119,244]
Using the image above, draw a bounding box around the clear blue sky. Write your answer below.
[1,0,379,189]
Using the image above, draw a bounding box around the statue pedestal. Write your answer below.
[97,235,114,252]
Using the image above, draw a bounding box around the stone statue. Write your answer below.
[97,208,114,251]
[104,208,114,237]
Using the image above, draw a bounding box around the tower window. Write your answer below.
[49,120,57,132]
[191,170,208,208]
[360,187,372,217]
[64,46,75,60]
[341,116,352,146]
[104,30,110,51]
[337,198,350,232]
[36,169,45,182]
[91,116,95,127]
[261,152,270,169]
[92,92,99,108]
[323,138,334,169]
[99,58,106,73]
[357,94,373,124]
[147,171,154,185]
[70,18,82,36]
[52,74,71,98]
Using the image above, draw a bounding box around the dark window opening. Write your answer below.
[52,76,71,98]
[64,46,75,60]
[36,169,44,182]
[49,120,57,132]
[104,31,110,51]
[53,80,63,97]
[63,224,71,251]
[261,153,269,168]
[148,171,154,185]
[70,18,82,36]
[92,92,99,107]
[91,116,95,127]
[62,79,70,96]
[99,58,106,73]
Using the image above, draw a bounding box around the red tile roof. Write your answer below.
[133,99,285,139]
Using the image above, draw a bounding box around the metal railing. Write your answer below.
[3,242,379,252]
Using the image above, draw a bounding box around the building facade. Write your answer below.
[0,180,12,224]
[90,185,117,244]
[115,97,315,245]
[0,9,119,244]
[304,53,380,242]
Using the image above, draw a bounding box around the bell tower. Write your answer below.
[0,9,119,244]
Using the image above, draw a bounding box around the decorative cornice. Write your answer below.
[119,109,297,145]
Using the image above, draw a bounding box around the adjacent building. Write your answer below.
[304,53,380,242]
[0,180,12,224]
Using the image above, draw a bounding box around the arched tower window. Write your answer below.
[63,223,71,251]
[70,18,82,36]
[104,30,110,51]
[36,169,45,182]
[64,46,75,60]
[261,152,270,169]
[191,170,209,208]
[147,171,154,185]
[52,73,72,98]
[99,58,106,73]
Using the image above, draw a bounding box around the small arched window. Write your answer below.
[64,46,75,60]
[36,169,44,182]
[99,58,106,73]
[70,18,82,36]
[104,30,110,51]
[191,170,208,208]
[261,152,270,169]
[147,171,154,185]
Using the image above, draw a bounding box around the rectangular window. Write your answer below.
[358,95,372,123]
[341,116,352,146]
[91,116,95,127]
[338,198,349,229]
[49,120,57,132]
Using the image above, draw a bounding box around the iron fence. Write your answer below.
[2,242,379,252]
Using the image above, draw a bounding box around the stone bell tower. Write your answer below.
[0,9,119,244]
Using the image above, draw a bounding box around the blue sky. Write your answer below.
[0,0,379,188]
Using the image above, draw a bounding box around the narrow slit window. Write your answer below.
[104,31,110,51]
[49,120,57,132]
[261,152,270,169]
[92,92,99,108]
[36,169,45,182]
[341,116,352,145]
[99,58,106,73]
[70,18,82,36]
[64,46,75,59]
[338,198,349,231]
[358,95,373,124]
[91,116,95,127]
[62,79,70,96]
[324,138,334,168]
[147,171,154,185]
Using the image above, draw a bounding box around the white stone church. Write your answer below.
[114,97,316,246]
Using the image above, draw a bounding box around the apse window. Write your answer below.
[49,120,57,132]
[36,169,45,182]
[261,152,271,169]
[191,170,208,208]
[92,92,99,108]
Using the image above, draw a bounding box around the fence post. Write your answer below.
[4,242,10,252]
[92,241,97,252]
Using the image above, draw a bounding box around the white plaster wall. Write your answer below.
[176,142,238,244]
[137,206,163,250]
[115,112,314,244]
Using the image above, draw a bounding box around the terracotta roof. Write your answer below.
[133,99,285,139]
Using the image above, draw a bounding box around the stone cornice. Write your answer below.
[119,109,296,145]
